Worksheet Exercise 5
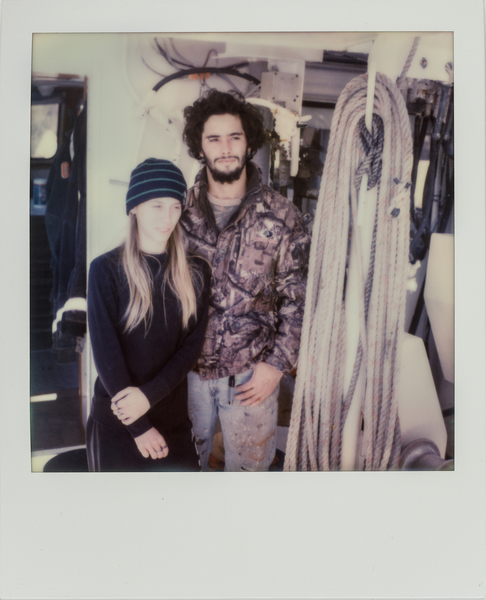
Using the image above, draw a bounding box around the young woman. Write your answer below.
[86,158,210,472]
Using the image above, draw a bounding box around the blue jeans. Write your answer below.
[187,369,278,472]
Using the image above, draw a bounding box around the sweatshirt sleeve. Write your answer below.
[265,208,310,375]
[137,258,211,406]
[88,255,153,437]
[88,256,132,395]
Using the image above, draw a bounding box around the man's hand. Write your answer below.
[134,427,169,460]
[111,387,150,425]
[236,362,283,407]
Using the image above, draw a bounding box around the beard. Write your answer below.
[203,151,248,184]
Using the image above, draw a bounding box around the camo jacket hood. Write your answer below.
[180,162,310,380]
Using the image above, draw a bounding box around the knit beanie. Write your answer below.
[126,158,187,215]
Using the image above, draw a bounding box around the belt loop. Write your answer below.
[228,374,235,404]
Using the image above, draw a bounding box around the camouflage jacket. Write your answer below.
[180,162,310,380]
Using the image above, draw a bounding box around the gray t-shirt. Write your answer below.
[207,192,242,232]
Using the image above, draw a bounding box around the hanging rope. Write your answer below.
[284,72,413,471]
[396,36,420,89]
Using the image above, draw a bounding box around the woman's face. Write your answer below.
[131,197,182,254]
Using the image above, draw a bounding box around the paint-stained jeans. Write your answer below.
[187,368,278,472]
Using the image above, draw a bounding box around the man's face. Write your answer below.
[200,113,249,184]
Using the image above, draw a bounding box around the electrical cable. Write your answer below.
[214,73,245,94]
[149,37,259,91]
[152,67,260,92]
[245,83,262,98]
[141,56,168,77]
[153,36,250,72]
[436,166,453,233]
[409,118,439,261]
[154,38,191,69]
[169,38,194,66]
[410,115,431,230]
[202,48,218,68]
[409,82,453,262]
[407,84,453,336]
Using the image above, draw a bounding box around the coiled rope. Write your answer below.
[284,72,413,471]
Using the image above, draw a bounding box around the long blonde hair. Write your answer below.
[121,214,199,333]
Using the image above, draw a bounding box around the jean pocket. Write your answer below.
[234,368,254,388]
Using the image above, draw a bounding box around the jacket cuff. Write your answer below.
[264,354,289,376]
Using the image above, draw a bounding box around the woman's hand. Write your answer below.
[111,387,151,424]
[134,427,169,460]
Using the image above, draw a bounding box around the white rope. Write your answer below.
[284,72,413,471]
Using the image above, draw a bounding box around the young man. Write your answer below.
[181,89,310,471]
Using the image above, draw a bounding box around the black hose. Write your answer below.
[410,115,431,229]
[152,67,260,92]
[409,122,439,262]
[408,278,426,335]
[437,165,454,233]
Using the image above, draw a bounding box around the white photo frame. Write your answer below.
[1,1,485,598]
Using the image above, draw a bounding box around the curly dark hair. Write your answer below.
[183,89,266,162]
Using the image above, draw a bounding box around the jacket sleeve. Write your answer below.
[137,259,211,407]
[265,208,310,375]
[88,256,154,438]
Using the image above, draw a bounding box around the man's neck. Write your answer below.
[206,165,248,200]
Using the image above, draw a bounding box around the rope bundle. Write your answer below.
[284,72,413,471]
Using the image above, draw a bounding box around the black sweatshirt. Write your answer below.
[87,247,210,438]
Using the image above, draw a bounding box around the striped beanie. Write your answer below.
[126,158,187,215]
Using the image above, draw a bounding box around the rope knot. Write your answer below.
[354,114,385,191]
